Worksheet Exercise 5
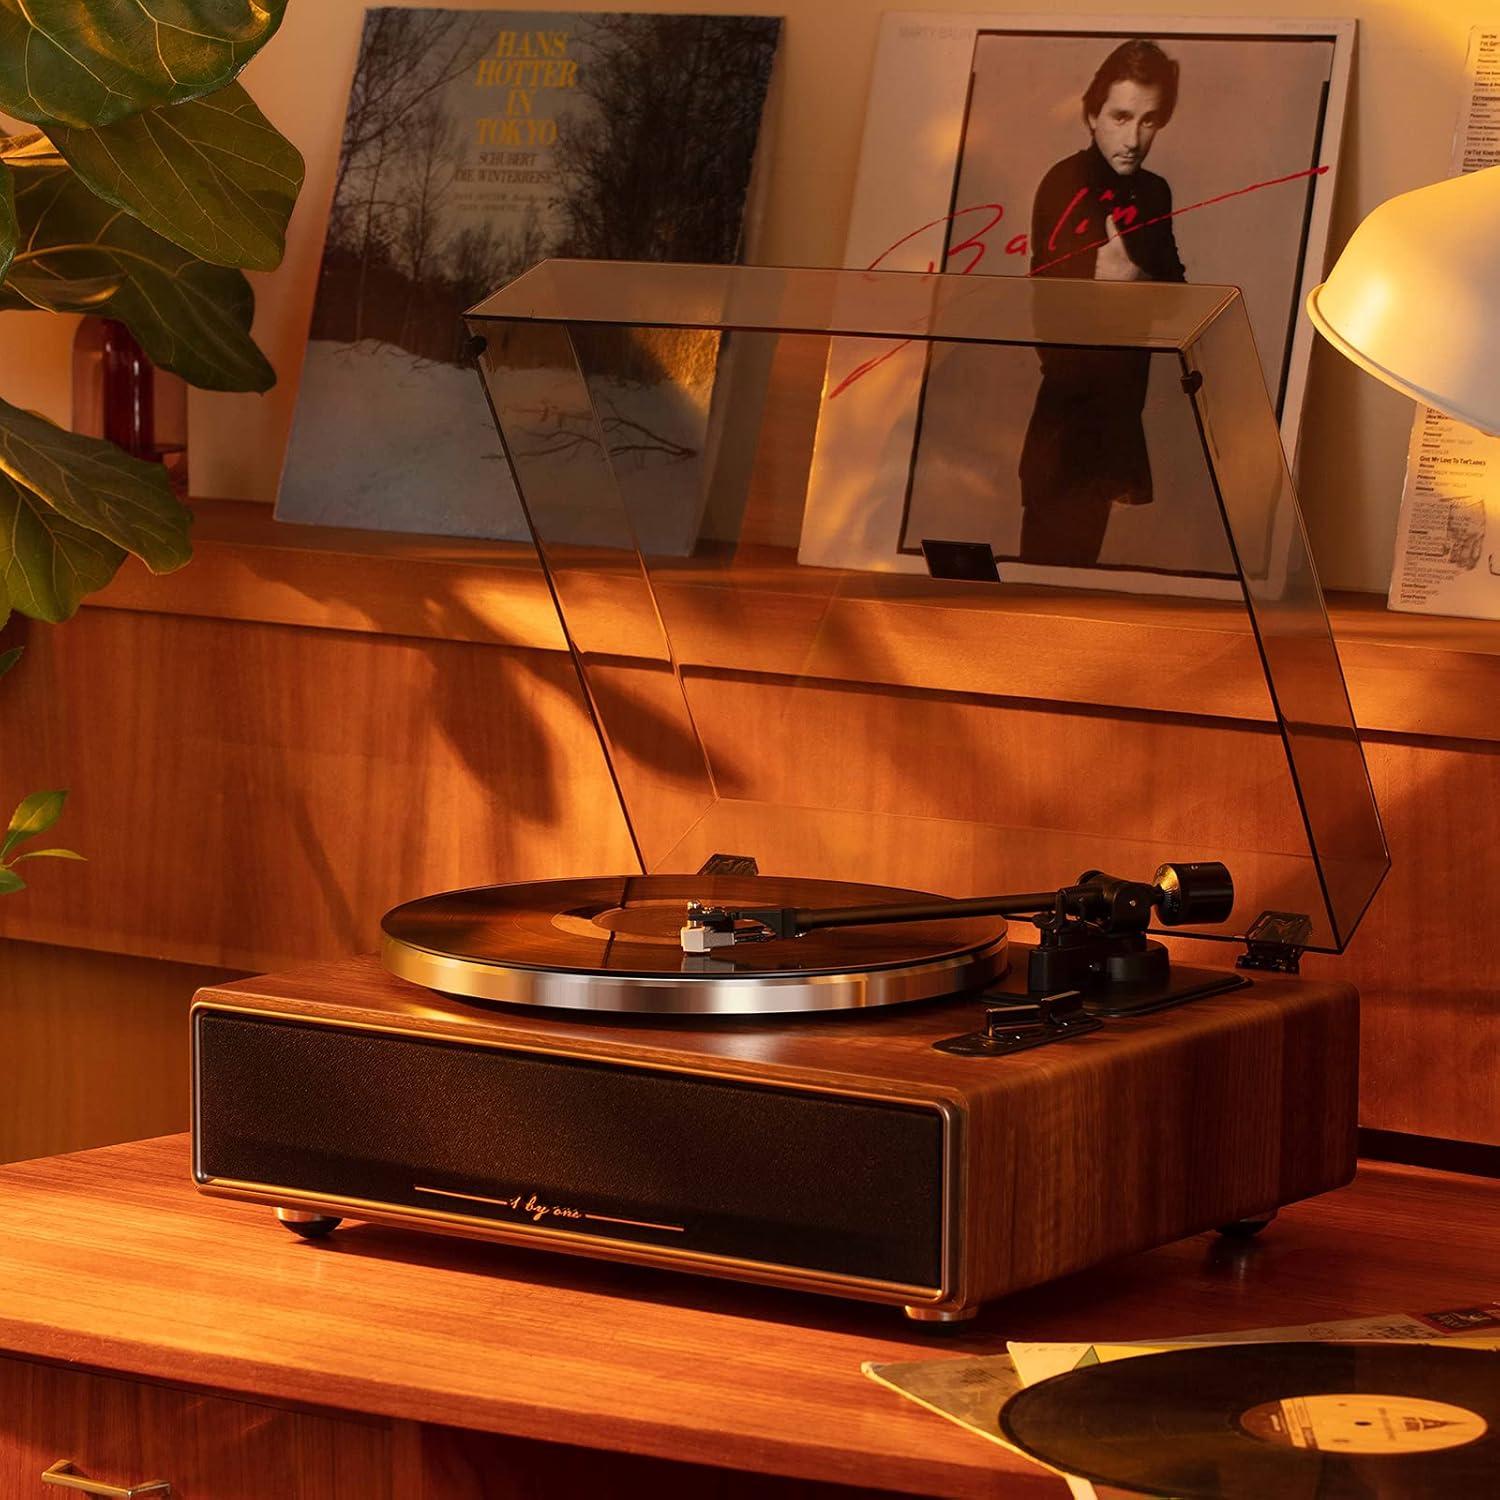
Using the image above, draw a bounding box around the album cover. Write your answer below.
[804,14,1352,594]
[276,8,781,547]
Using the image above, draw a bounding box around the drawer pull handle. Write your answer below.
[42,1461,171,1497]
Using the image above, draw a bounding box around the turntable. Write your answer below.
[192,263,1388,1323]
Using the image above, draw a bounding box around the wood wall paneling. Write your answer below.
[1304,735,1500,1146]
[0,609,635,972]
[0,329,1495,1149]
[1,588,1497,1148]
[0,940,241,1165]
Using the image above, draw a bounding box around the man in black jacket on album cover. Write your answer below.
[1018,39,1186,568]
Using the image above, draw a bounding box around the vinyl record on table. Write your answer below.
[997,1341,1500,1498]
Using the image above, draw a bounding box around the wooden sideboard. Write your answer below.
[0,1137,1495,1498]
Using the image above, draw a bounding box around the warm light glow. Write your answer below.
[1308,166,1500,435]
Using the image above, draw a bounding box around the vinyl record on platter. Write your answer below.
[996,1342,1500,1498]
[381,874,1008,1014]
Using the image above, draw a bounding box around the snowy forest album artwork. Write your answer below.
[276,8,781,542]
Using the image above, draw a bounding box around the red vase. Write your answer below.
[72,318,188,496]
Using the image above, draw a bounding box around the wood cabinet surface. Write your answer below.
[0,1137,1495,1498]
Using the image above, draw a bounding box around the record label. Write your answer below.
[1239,1393,1488,1454]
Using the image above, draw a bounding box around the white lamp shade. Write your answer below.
[1307,165,1500,435]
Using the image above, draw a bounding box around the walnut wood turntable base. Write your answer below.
[191,953,1360,1321]
[0,1137,1494,1498]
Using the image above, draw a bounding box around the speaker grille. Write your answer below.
[194,1010,946,1289]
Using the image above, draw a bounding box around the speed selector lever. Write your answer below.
[932,990,1103,1057]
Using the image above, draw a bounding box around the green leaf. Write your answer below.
[0,867,25,895]
[0,2,289,130]
[0,398,190,573]
[6,162,273,391]
[0,645,20,679]
[52,83,303,272]
[0,160,14,283]
[1,266,122,313]
[0,470,128,621]
[4,788,66,858]
[11,846,85,862]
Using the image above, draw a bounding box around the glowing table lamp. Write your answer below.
[1307,164,1500,434]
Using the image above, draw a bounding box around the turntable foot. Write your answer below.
[904,1303,978,1329]
[276,1207,342,1239]
[1216,1210,1278,1239]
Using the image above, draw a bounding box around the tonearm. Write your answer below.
[682,861,1235,995]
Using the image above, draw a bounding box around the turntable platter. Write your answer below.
[381,874,1008,1014]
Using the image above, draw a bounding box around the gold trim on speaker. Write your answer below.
[412,1182,687,1233]
[190,999,964,1310]
[198,1174,945,1305]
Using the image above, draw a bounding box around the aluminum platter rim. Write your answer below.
[379,874,1009,1015]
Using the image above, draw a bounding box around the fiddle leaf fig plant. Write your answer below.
[0,2,288,128]
[0,4,303,892]
[0,1,303,624]
[50,80,303,273]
